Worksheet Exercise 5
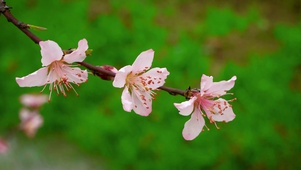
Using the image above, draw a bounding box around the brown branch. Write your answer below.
[0,1,187,97]
[0,1,41,44]
[77,62,116,78]
[158,86,186,96]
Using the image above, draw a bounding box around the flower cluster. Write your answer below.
[15,39,237,140]
[19,94,48,138]
[174,74,237,140]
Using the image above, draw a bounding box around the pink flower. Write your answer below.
[20,94,48,108]
[113,49,169,116]
[174,74,237,140]
[16,39,89,99]
[0,138,8,154]
[19,108,43,138]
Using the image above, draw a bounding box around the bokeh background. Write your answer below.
[1,0,301,169]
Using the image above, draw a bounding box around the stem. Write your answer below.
[1,1,187,97]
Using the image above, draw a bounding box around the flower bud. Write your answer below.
[97,65,117,80]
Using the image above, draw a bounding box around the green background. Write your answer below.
[1,0,301,169]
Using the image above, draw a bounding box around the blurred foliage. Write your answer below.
[1,0,301,169]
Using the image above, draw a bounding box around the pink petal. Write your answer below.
[20,94,48,108]
[182,108,205,140]
[113,65,132,88]
[46,67,59,84]
[141,67,170,89]
[19,108,33,120]
[16,67,49,87]
[210,99,236,122]
[19,109,43,138]
[174,96,197,116]
[132,49,154,74]
[201,74,236,97]
[61,66,88,84]
[200,74,213,92]
[121,86,133,112]
[131,89,152,116]
[203,98,235,122]
[64,39,88,63]
[0,138,8,154]
[40,40,63,66]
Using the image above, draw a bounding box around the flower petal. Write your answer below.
[131,88,152,116]
[19,108,34,120]
[40,40,63,66]
[200,74,213,92]
[20,94,48,108]
[132,49,154,74]
[64,39,88,63]
[141,67,170,89]
[0,138,8,154]
[202,98,236,123]
[19,108,43,138]
[61,66,88,84]
[174,96,197,116]
[121,86,133,112]
[16,67,49,87]
[201,74,236,97]
[210,99,236,122]
[113,65,132,88]
[182,108,205,140]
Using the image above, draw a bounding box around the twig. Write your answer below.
[0,1,41,44]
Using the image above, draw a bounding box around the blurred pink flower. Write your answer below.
[0,138,8,154]
[174,74,237,140]
[20,94,48,108]
[16,39,89,99]
[19,108,43,138]
[113,49,169,116]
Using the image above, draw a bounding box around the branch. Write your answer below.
[1,1,187,97]
[0,1,41,44]
[158,86,186,96]
[77,62,116,78]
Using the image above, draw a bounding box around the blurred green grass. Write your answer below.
[0,0,301,169]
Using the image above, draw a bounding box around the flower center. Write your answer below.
[126,72,154,92]
[125,72,156,108]
[42,61,79,100]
